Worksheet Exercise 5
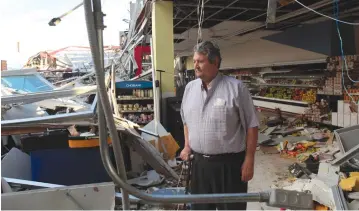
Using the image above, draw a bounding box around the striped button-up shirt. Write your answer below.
[180,73,259,155]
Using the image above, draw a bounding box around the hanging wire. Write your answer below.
[334,0,359,105]
[197,0,205,44]
[295,0,359,25]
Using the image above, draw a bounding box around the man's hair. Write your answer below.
[193,41,222,68]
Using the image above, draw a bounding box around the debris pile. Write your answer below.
[258,109,359,210]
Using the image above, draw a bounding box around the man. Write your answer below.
[180,41,259,210]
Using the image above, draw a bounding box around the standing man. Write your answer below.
[180,41,259,210]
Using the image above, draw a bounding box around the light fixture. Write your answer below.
[48,2,83,26]
[48,17,62,26]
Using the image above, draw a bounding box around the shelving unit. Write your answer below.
[220,55,359,125]
[253,83,319,88]
[115,80,154,126]
[221,62,326,114]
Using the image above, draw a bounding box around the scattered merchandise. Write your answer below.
[304,100,330,123]
[118,89,153,99]
[259,87,317,103]
[340,173,359,192]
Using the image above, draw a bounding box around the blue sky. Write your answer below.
[0,0,131,69]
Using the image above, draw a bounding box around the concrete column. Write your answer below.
[152,1,174,125]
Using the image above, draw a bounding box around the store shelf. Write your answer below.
[253,98,307,114]
[252,96,309,105]
[253,83,319,88]
[263,75,324,79]
[134,121,151,125]
[220,58,326,70]
[118,97,153,101]
[119,110,154,113]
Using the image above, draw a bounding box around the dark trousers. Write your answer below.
[190,151,248,210]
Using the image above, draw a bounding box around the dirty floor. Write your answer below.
[247,150,294,210]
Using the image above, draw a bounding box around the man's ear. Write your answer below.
[213,57,219,67]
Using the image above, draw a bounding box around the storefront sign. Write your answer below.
[116,80,153,89]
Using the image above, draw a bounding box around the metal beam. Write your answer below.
[266,0,277,25]
[173,0,211,28]
[176,0,333,56]
[175,3,292,12]
[1,85,97,105]
[190,0,242,29]
[174,17,227,22]
[174,1,249,43]
[218,0,333,41]
[1,69,37,77]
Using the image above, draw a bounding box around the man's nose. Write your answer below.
[194,62,199,69]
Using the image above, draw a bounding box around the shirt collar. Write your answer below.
[201,73,222,91]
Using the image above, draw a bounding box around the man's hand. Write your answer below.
[241,157,254,182]
[180,146,191,161]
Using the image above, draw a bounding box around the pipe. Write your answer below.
[98,133,270,204]
[83,0,130,209]
[93,0,130,209]
[84,0,271,205]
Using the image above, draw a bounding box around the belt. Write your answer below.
[192,150,245,162]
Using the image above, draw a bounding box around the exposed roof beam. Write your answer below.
[174,17,228,22]
[174,0,211,27]
[175,3,292,12]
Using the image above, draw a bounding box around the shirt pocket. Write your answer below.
[210,105,227,133]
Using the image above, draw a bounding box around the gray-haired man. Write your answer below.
[180,41,259,210]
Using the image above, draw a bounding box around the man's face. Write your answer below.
[193,52,218,80]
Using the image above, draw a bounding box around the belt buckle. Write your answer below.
[203,154,210,158]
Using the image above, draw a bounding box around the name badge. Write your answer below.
[214,98,226,107]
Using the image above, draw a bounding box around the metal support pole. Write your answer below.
[94,0,130,209]
[150,38,159,148]
[84,0,130,209]
[156,70,165,124]
[266,0,277,27]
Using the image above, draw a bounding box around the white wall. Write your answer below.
[219,38,327,69]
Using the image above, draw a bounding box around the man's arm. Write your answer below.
[245,126,258,161]
[184,124,190,148]
[238,82,259,182]
[180,86,191,160]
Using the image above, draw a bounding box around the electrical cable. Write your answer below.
[294,0,359,25]
[334,0,359,105]
[334,1,359,84]
[197,0,205,44]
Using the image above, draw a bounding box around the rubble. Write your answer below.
[256,107,359,210]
